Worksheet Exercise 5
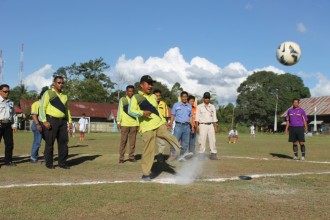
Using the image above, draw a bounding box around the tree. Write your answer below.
[235,71,310,127]
[209,88,218,107]
[41,86,50,93]
[217,103,235,124]
[53,58,115,102]
[171,83,183,99]
[10,84,39,106]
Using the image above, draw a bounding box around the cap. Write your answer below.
[140,75,156,84]
[203,92,211,99]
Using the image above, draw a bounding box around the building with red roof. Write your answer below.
[19,99,118,122]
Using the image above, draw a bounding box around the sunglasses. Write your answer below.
[2,90,10,93]
[56,82,65,85]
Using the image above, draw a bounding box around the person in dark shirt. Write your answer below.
[285,98,308,161]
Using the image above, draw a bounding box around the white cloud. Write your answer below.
[110,47,296,104]
[27,48,325,105]
[297,22,307,33]
[251,66,285,75]
[22,47,328,106]
[111,47,286,105]
[310,73,330,97]
[24,64,54,91]
[24,48,315,105]
[110,47,304,104]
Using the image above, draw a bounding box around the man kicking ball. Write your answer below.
[128,75,186,181]
[285,98,308,161]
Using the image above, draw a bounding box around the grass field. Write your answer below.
[0,131,329,219]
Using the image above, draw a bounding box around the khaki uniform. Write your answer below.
[117,96,139,160]
[129,91,181,176]
[195,103,218,154]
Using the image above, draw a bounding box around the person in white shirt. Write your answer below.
[0,84,17,166]
[250,125,255,138]
[78,113,88,142]
[228,127,238,143]
[195,92,219,160]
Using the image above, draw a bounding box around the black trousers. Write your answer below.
[0,123,14,164]
[43,116,69,166]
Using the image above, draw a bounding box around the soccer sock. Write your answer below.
[300,144,306,157]
[293,144,298,157]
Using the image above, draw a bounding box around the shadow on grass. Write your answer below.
[69,144,88,148]
[114,154,142,164]
[1,155,43,165]
[67,155,101,167]
[54,153,80,162]
[270,153,293,159]
[2,153,98,166]
[151,158,176,179]
[4,156,31,165]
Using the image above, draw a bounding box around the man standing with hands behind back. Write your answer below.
[195,92,219,160]
[0,84,17,166]
[39,76,72,169]
[117,85,139,163]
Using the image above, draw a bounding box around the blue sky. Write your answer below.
[1,0,329,104]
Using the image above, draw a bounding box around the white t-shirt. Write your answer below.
[250,126,255,134]
[228,129,238,136]
[78,117,88,132]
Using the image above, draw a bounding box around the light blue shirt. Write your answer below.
[171,102,192,123]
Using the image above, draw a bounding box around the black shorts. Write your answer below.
[288,126,305,142]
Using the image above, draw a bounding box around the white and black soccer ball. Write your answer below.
[276,41,301,66]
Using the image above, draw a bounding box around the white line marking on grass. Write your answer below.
[304,160,330,164]
[1,171,329,188]
[0,181,137,189]
[223,156,270,160]
[202,171,330,182]
[223,156,330,164]
[7,155,330,164]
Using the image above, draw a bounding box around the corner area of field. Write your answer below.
[0,132,329,219]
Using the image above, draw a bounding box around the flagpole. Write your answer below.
[274,90,278,132]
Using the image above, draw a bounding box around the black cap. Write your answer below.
[140,75,155,84]
[203,92,211,99]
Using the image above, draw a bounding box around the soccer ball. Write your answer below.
[276,41,301,66]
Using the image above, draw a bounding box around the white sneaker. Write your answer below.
[300,156,305,161]
[178,156,186,162]
[293,156,298,160]
[183,152,194,160]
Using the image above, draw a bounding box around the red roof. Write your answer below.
[19,99,118,119]
[19,99,34,113]
[69,102,118,119]
[281,96,330,117]
[14,105,22,114]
